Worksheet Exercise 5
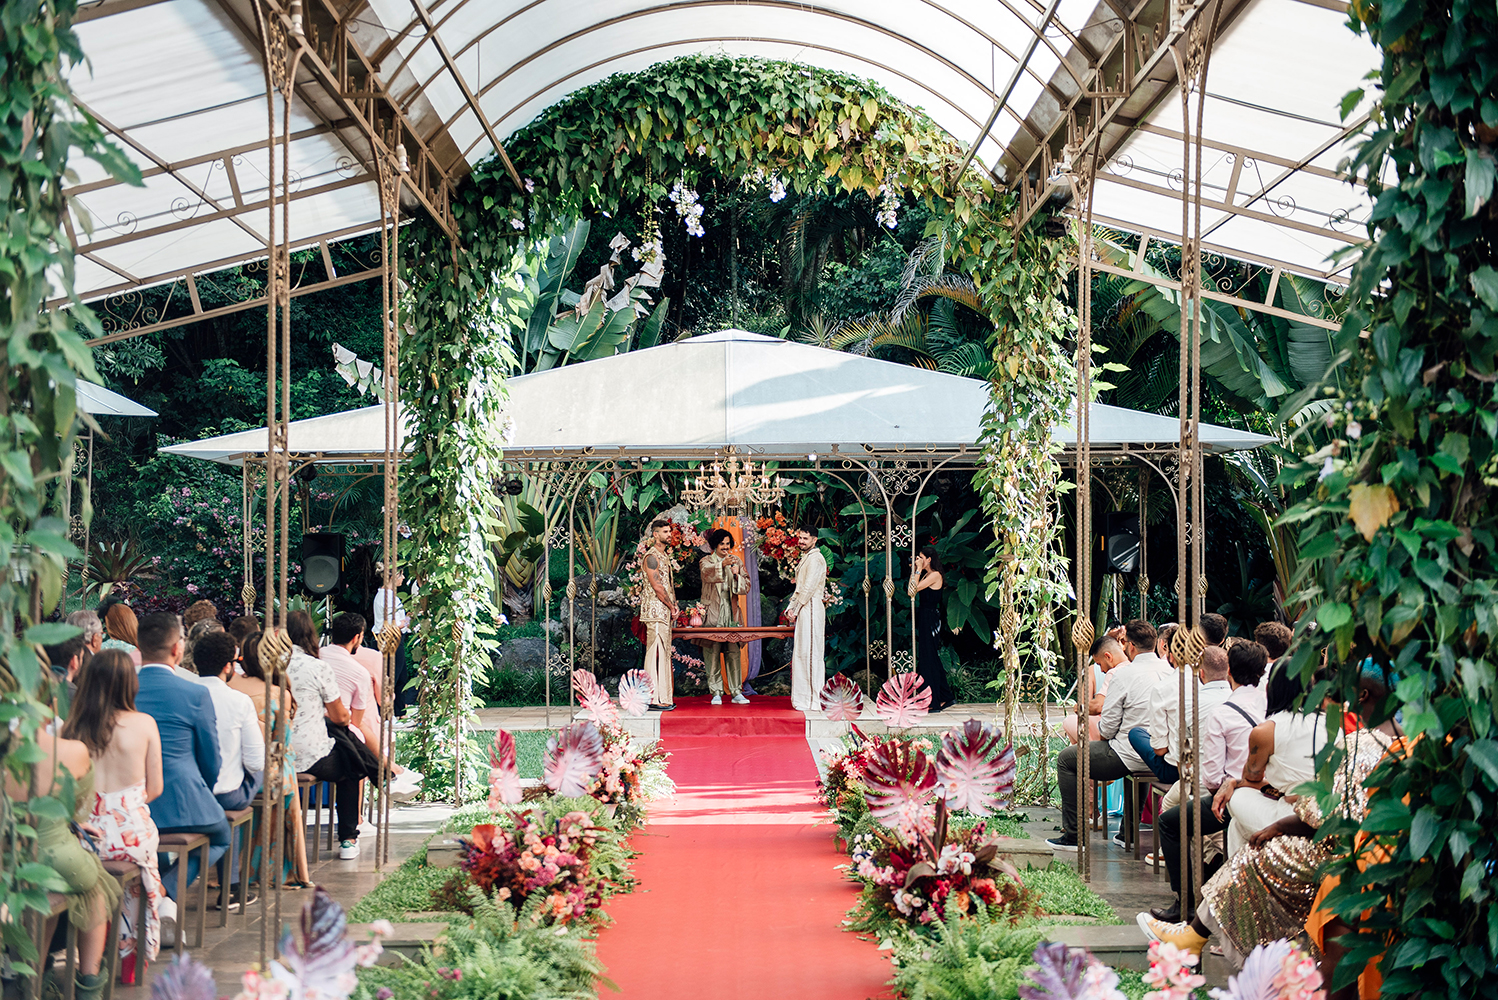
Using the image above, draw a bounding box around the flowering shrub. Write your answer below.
[447,809,609,925]
[136,484,248,607]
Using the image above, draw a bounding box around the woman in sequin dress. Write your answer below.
[1137,668,1404,965]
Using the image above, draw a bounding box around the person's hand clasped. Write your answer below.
[1212,779,1235,821]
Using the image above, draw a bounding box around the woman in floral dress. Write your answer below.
[62,650,164,984]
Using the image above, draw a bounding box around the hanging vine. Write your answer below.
[0,0,141,971]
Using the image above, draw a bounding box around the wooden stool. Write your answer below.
[1126,773,1170,858]
[248,792,284,891]
[220,808,255,928]
[24,892,74,1000]
[100,859,145,999]
[155,832,210,952]
[297,774,337,863]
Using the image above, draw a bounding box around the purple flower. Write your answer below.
[377,990,394,999]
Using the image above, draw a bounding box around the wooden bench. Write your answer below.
[24,892,73,1000]
[99,859,145,999]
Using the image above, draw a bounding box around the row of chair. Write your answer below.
[22,775,344,999]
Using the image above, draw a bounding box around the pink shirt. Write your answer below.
[321,644,373,715]
[351,645,383,704]
[1201,683,1268,790]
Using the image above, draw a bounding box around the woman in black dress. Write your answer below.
[909,545,954,712]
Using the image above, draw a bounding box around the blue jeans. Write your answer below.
[1128,727,1179,784]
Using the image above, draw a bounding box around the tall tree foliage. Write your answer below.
[1280,0,1497,993]
[0,0,139,971]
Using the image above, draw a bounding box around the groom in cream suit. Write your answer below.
[787,527,827,711]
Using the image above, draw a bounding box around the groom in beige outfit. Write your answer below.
[640,519,678,711]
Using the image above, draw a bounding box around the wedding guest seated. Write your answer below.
[1151,641,1268,922]
[4,716,121,1000]
[1063,624,1125,744]
[42,631,88,706]
[320,612,421,799]
[1219,660,1325,856]
[1048,626,1163,851]
[181,599,218,632]
[101,600,142,666]
[227,615,260,647]
[285,611,381,860]
[68,609,105,656]
[228,631,312,886]
[1099,619,1172,848]
[192,632,264,812]
[177,617,224,678]
[132,612,229,915]
[63,650,165,984]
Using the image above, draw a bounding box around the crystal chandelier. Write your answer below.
[682,448,787,515]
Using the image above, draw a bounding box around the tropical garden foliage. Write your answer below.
[1277,0,1498,994]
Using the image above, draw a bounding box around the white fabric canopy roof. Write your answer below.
[78,379,157,417]
[65,0,1375,308]
[161,329,1270,465]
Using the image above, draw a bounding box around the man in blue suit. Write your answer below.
[134,612,229,902]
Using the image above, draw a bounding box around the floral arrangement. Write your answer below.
[622,509,710,606]
[452,810,608,925]
[851,821,1031,927]
[755,510,802,577]
[838,718,1024,935]
[588,719,673,825]
[824,579,844,608]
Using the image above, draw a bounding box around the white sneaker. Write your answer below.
[339,839,360,860]
[731,694,750,705]
[389,773,422,802]
[160,916,176,948]
[710,694,722,705]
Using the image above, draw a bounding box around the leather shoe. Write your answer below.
[1150,902,1181,922]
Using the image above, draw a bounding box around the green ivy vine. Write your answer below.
[1,0,140,972]
[1278,0,1497,994]
[403,55,1072,755]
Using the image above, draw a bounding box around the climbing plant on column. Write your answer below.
[0,0,140,970]
[1278,0,1497,994]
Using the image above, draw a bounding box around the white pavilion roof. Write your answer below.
[161,329,1270,464]
[66,0,1377,316]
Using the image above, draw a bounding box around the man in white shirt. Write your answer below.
[1049,620,1168,851]
[1134,626,1235,788]
[192,632,265,811]
[373,564,415,717]
[1150,641,1268,922]
[322,612,421,800]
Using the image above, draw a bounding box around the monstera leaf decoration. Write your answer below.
[875,672,931,728]
[487,729,523,807]
[861,738,938,833]
[818,673,865,722]
[617,669,654,717]
[543,721,605,797]
[572,668,619,725]
[934,720,1016,816]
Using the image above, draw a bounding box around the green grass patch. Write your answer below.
[514,729,548,779]
[1020,865,1120,923]
[348,859,455,923]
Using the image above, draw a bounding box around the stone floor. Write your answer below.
[109,801,459,999]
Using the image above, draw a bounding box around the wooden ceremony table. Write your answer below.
[673,625,797,645]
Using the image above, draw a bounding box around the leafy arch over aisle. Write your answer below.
[401,55,1075,748]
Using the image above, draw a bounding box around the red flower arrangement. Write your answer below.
[755,511,802,575]
[452,809,607,924]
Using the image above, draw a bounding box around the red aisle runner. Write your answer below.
[594,696,891,999]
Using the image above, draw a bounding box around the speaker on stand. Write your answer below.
[301,532,346,600]
[1102,513,1141,574]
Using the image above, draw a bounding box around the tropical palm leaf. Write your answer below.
[543,722,605,798]
[875,671,932,728]
[818,673,865,722]
[891,273,984,324]
[862,738,938,829]
[934,720,1016,816]
[617,669,653,717]
[487,729,523,807]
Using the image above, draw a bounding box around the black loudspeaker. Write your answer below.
[301,532,345,595]
[1102,513,1141,575]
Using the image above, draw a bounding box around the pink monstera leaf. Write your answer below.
[934,719,1016,816]
[543,721,606,798]
[875,672,932,728]
[572,669,619,726]
[818,673,865,722]
[487,729,523,807]
[862,738,938,837]
[274,887,359,999]
[616,669,653,718]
